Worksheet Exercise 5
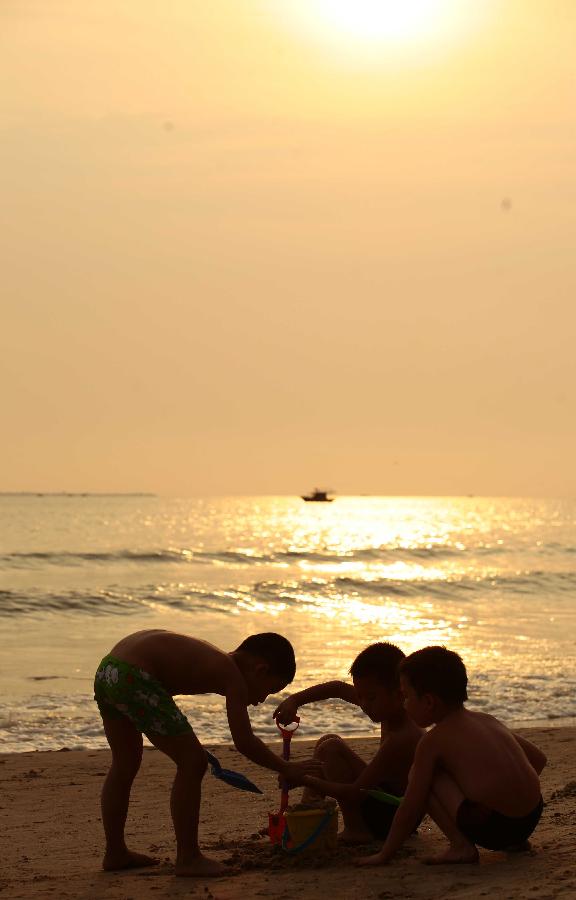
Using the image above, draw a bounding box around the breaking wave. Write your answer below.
[2,568,575,617]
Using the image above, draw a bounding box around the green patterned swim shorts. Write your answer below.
[94,654,192,737]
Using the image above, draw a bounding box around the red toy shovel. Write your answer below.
[268,716,300,844]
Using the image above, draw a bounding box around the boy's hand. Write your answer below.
[273,697,299,725]
[282,759,323,786]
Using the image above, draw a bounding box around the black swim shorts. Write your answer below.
[457,796,544,851]
[359,783,401,840]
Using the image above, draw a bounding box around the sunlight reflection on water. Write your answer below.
[1,495,575,750]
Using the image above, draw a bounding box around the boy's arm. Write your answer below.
[303,733,417,801]
[358,736,438,866]
[226,692,319,777]
[513,733,547,775]
[226,692,289,773]
[273,681,358,725]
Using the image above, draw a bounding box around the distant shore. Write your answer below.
[1,726,574,899]
[0,492,155,497]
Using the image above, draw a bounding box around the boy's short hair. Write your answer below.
[236,633,296,682]
[400,646,468,704]
[349,642,405,687]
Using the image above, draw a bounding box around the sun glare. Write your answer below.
[273,0,490,58]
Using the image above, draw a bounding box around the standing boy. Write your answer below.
[358,646,546,866]
[274,642,423,842]
[94,629,318,877]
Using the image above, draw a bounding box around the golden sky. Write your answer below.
[1,1,575,495]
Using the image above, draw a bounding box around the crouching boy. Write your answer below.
[274,642,423,843]
[358,646,546,866]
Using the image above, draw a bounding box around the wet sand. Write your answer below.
[1,727,574,899]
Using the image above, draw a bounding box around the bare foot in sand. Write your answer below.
[506,840,532,853]
[424,843,479,865]
[339,828,375,845]
[356,851,389,867]
[175,853,230,877]
[103,850,159,871]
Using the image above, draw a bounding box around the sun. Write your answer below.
[273,0,488,56]
[309,0,454,44]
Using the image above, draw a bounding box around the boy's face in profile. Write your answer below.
[352,674,402,723]
[244,662,288,706]
[400,674,435,727]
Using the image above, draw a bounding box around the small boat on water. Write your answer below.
[301,488,334,502]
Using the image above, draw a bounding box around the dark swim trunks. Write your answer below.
[359,783,402,840]
[457,796,544,851]
[94,654,192,737]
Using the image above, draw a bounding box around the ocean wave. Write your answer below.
[0,543,512,569]
[1,567,575,617]
[0,585,259,617]
[0,549,205,566]
[331,569,576,600]
[2,538,575,570]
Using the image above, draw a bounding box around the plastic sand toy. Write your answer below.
[283,800,338,855]
[268,716,300,844]
[205,750,262,793]
[268,718,339,854]
[361,787,403,806]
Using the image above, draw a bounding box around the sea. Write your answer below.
[0,495,575,754]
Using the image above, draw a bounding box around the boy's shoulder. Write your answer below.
[445,707,505,730]
[428,708,508,746]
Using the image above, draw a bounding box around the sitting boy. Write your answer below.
[358,646,547,867]
[274,642,423,843]
[94,629,318,877]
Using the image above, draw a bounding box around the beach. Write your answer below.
[1,726,574,899]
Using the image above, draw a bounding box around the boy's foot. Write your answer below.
[355,851,387,867]
[103,850,159,871]
[506,840,532,853]
[424,844,479,865]
[175,853,229,877]
[339,828,375,845]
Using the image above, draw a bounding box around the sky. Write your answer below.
[1,1,575,496]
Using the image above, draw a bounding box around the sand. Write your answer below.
[1,727,575,899]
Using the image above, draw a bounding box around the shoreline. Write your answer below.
[1,726,574,899]
[2,716,575,759]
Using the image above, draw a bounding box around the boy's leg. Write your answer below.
[101,714,158,870]
[304,734,372,843]
[148,730,227,877]
[302,733,365,801]
[425,771,479,864]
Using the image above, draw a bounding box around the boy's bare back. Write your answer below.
[425,708,541,816]
[110,629,242,698]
